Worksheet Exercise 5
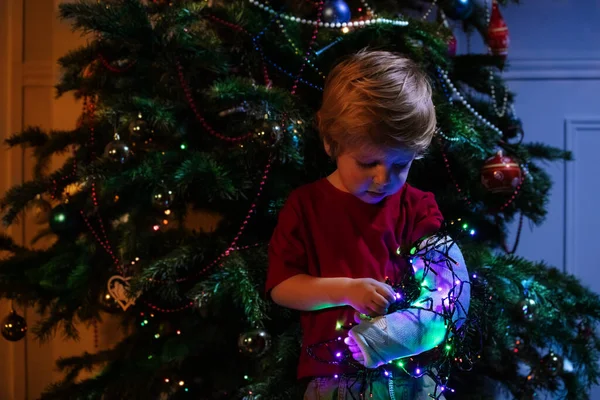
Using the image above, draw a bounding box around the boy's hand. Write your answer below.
[345,278,397,317]
[344,335,366,365]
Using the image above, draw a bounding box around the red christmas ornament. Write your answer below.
[448,34,457,57]
[439,10,457,57]
[487,0,509,59]
[480,150,522,194]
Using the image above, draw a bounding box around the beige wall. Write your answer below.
[0,1,121,398]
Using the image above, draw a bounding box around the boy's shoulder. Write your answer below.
[285,179,326,205]
[401,183,433,201]
[399,184,440,211]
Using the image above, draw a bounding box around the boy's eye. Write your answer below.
[357,161,409,169]
[358,161,378,168]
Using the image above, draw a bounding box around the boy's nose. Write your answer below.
[373,166,391,186]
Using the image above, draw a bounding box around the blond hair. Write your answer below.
[317,49,436,158]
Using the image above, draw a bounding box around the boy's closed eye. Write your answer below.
[356,160,409,169]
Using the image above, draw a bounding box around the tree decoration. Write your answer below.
[487,0,510,60]
[480,150,522,194]
[512,336,526,353]
[107,275,140,311]
[129,112,155,152]
[151,186,176,211]
[238,329,272,357]
[255,119,283,145]
[322,1,351,24]
[540,351,563,377]
[439,10,458,57]
[1,309,28,342]
[104,133,131,164]
[516,297,537,322]
[443,0,474,20]
[49,202,81,236]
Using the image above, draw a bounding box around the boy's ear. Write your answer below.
[323,137,333,157]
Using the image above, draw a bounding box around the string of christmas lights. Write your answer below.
[305,231,477,399]
[275,18,326,79]
[247,0,407,28]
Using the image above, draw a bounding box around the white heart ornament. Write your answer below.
[107,275,140,311]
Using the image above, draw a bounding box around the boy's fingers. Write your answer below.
[352,351,365,363]
[372,293,390,308]
[377,285,397,303]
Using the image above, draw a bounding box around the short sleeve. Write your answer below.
[265,193,308,297]
[410,191,443,244]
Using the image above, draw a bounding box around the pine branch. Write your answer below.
[0,180,49,227]
[4,126,49,148]
[524,142,573,162]
[0,233,24,253]
[59,0,151,41]
[174,153,242,201]
[189,253,268,326]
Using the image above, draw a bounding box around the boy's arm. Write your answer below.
[271,275,352,310]
[271,274,397,316]
[346,235,471,368]
[267,191,396,315]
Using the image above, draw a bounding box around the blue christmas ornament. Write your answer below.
[322,0,351,24]
[443,0,473,20]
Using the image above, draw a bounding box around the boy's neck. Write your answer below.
[326,170,348,193]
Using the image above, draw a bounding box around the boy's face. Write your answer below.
[327,143,416,204]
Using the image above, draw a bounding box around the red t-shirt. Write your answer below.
[266,178,443,379]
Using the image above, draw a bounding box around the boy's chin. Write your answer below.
[357,191,388,204]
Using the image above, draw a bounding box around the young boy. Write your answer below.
[266,49,470,399]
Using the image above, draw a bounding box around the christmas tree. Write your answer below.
[1,0,600,399]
